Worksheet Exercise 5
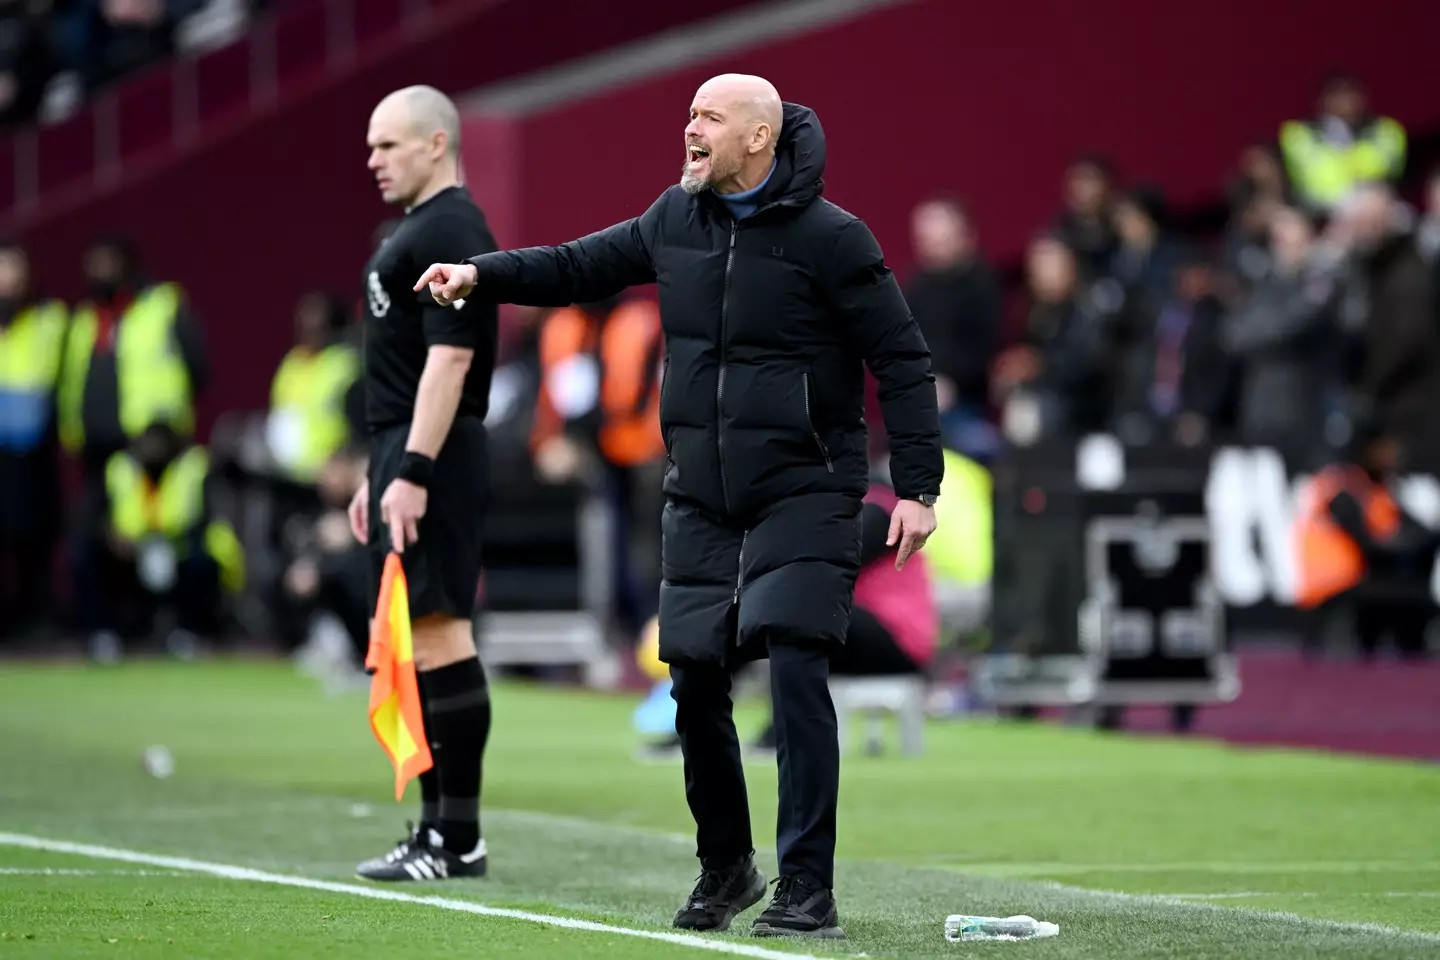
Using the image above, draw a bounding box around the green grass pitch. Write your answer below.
[0,660,1436,958]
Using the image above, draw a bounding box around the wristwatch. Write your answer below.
[912,493,939,507]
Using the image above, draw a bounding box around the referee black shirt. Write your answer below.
[362,185,498,432]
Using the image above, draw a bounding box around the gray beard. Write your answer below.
[680,162,710,195]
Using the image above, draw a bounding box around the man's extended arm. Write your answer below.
[462,195,664,306]
[829,218,944,501]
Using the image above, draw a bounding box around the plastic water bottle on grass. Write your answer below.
[944,914,1059,942]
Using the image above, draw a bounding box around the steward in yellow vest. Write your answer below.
[57,237,209,474]
[1280,74,1406,213]
[266,293,360,485]
[0,241,67,638]
[82,423,244,654]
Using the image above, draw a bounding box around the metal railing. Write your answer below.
[0,0,460,227]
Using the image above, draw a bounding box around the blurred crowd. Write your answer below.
[0,70,1436,675]
[939,74,1430,472]
[0,0,263,128]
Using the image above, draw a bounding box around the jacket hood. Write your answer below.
[759,101,826,208]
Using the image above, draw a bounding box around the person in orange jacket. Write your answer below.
[531,294,667,640]
[1295,422,1439,659]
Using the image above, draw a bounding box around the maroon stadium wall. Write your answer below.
[471,0,1440,271]
[7,0,769,435]
[17,0,1440,432]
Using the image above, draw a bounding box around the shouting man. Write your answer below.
[415,74,942,938]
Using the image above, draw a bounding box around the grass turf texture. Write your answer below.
[0,661,1437,959]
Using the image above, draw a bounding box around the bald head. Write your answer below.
[682,74,784,196]
[367,85,462,207]
[703,74,782,138]
[376,85,461,158]
[1341,181,1400,251]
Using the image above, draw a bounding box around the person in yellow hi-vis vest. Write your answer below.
[1280,73,1406,214]
[266,292,360,487]
[75,423,244,662]
[0,241,67,641]
[263,291,360,651]
[928,449,993,637]
[56,236,210,504]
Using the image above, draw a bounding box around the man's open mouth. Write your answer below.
[687,145,710,164]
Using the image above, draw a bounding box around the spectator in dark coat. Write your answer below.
[1111,253,1233,447]
[1107,185,1181,310]
[902,195,1002,458]
[0,0,61,127]
[1410,167,1440,342]
[992,236,1116,439]
[1336,183,1440,466]
[1223,205,1342,459]
[1052,155,1120,282]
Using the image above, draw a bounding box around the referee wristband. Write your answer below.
[397,452,436,489]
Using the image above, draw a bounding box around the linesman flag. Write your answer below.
[365,552,433,800]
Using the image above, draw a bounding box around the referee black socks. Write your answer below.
[419,656,491,855]
[417,682,440,831]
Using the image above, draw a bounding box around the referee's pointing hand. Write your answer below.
[415,262,478,307]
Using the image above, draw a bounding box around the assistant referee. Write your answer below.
[347,85,498,883]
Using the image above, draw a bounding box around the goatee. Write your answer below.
[680,162,710,195]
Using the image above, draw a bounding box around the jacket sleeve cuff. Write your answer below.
[892,486,938,502]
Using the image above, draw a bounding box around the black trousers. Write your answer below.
[661,493,860,892]
[279,545,374,662]
[73,535,222,637]
[670,639,838,888]
[0,444,61,638]
[1310,580,1435,660]
[1354,595,1432,659]
[831,606,920,676]
[0,528,55,638]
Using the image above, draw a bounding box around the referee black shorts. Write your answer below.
[366,416,488,621]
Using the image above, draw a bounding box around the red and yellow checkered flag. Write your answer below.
[365,552,433,800]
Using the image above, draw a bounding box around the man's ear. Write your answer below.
[750,122,772,155]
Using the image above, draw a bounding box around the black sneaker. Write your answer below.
[672,856,767,931]
[355,820,424,875]
[355,826,488,882]
[751,874,845,939]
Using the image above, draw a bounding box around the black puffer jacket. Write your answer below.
[464,102,942,520]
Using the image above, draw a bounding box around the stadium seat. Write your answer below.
[829,675,927,757]
[474,446,617,685]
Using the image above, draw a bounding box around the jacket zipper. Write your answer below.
[659,354,672,458]
[734,529,748,611]
[716,221,738,513]
[802,371,834,473]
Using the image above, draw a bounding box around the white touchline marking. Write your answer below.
[1169,892,1440,900]
[1036,881,1440,944]
[1170,892,1321,900]
[936,859,1440,876]
[0,867,190,877]
[0,834,828,960]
